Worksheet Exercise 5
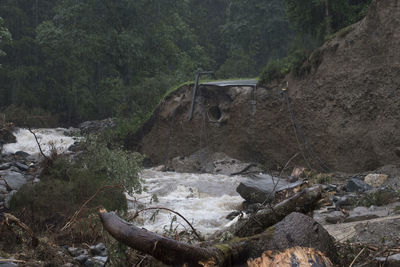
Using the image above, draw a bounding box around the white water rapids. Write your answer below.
[3,128,77,156]
[4,128,245,238]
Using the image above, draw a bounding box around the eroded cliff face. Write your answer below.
[128,0,400,172]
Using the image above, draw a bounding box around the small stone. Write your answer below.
[93,256,108,266]
[345,178,372,192]
[74,254,88,264]
[325,211,345,224]
[68,247,88,257]
[90,243,107,257]
[84,258,94,267]
[364,173,388,187]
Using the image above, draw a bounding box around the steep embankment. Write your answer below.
[128,0,400,172]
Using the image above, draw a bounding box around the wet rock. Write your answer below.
[4,190,17,209]
[364,173,388,187]
[14,151,30,158]
[79,118,115,135]
[74,254,88,264]
[0,171,27,190]
[0,128,16,144]
[345,178,372,192]
[0,163,11,170]
[0,258,18,267]
[376,253,400,266]
[226,211,241,220]
[14,162,29,171]
[84,259,94,267]
[90,243,107,257]
[68,247,88,257]
[236,175,288,204]
[92,256,107,266]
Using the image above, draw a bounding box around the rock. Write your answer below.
[14,162,29,171]
[0,171,27,190]
[14,151,30,158]
[376,253,400,266]
[344,206,382,223]
[4,190,17,209]
[0,163,11,170]
[68,247,88,257]
[289,166,306,182]
[84,259,94,267]
[236,175,289,204]
[152,165,166,171]
[333,195,357,209]
[79,118,115,135]
[169,148,261,175]
[74,254,88,264]
[345,178,372,192]
[361,187,399,206]
[226,211,241,220]
[92,256,108,266]
[0,260,18,267]
[0,184,7,194]
[325,214,400,247]
[90,243,107,257]
[364,173,388,187]
[0,128,16,144]
[325,211,346,224]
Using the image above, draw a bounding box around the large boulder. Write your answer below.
[0,128,16,145]
[0,171,27,190]
[169,148,260,175]
[79,118,115,135]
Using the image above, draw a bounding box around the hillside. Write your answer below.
[129,0,400,172]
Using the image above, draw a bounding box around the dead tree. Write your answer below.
[99,185,336,266]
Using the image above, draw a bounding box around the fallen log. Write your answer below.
[214,185,323,239]
[99,210,337,266]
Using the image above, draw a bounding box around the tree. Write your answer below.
[0,16,11,57]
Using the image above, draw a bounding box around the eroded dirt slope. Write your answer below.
[128,0,400,172]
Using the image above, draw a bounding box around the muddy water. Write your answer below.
[128,169,245,238]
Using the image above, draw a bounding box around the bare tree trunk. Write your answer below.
[98,211,336,266]
[98,186,335,266]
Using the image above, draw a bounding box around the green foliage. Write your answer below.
[10,159,128,231]
[82,137,143,195]
[10,137,143,231]
[1,104,59,127]
[0,16,11,57]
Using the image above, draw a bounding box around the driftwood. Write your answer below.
[99,210,336,266]
[214,185,322,238]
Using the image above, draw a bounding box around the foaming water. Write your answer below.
[127,169,245,238]
[3,128,77,155]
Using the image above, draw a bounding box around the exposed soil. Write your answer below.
[128,0,400,173]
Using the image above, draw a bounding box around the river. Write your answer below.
[3,128,245,238]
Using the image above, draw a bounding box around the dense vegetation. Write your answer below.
[0,0,371,128]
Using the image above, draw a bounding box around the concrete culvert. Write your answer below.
[207,106,222,122]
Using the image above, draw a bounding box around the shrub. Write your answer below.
[10,139,143,232]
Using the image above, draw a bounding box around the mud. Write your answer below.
[128,0,400,173]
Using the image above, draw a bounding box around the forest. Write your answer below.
[0,0,370,128]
